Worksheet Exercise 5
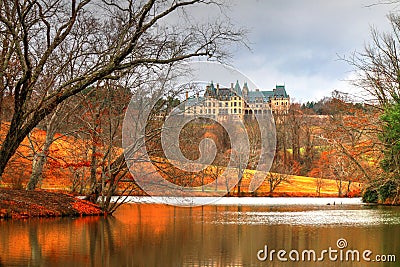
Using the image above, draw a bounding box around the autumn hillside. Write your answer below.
[0,123,97,191]
[236,170,361,197]
[0,122,362,198]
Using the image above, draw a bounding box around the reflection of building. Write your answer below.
[184,81,290,119]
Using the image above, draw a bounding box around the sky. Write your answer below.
[216,0,397,102]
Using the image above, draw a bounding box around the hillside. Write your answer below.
[0,123,360,198]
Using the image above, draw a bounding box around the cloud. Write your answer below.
[224,0,395,101]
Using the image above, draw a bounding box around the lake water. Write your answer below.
[1,197,400,266]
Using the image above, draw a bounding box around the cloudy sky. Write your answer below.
[217,0,397,102]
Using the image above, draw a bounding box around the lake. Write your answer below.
[1,197,399,266]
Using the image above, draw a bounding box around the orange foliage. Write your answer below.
[0,118,363,198]
[71,200,104,216]
[0,123,113,190]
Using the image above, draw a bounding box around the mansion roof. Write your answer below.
[204,81,289,103]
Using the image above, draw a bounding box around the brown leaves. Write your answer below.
[0,188,103,219]
[72,200,104,216]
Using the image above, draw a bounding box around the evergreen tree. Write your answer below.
[378,103,400,202]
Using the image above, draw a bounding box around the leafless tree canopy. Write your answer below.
[348,14,400,106]
[0,0,246,178]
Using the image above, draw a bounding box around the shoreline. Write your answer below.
[110,195,363,206]
[0,188,103,219]
[1,188,396,219]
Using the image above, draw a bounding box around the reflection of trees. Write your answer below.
[86,217,119,267]
[2,205,400,266]
[28,223,42,267]
[10,217,118,266]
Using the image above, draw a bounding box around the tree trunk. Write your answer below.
[237,155,244,196]
[269,178,273,193]
[0,93,60,181]
[0,92,3,126]
[338,179,343,197]
[89,140,98,196]
[0,119,28,180]
[27,153,47,190]
[0,147,14,181]
[26,138,53,190]
[237,178,241,195]
[282,130,288,166]
[27,108,60,190]
[346,180,352,196]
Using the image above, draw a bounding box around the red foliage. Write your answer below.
[72,200,103,216]
[290,160,301,175]
[347,187,361,198]
[64,161,91,170]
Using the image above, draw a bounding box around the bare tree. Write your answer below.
[267,172,289,194]
[267,158,290,193]
[274,111,289,167]
[0,0,246,181]
[26,99,82,190]
[346,13,400,203]
[348,14,400,106]
[287,105,302,163]
[315,176,324,196]
[302,120,315,173]
[316,93,382,185]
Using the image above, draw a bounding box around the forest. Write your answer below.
[1,0,400,214]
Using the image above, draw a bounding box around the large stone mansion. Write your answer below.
[184,81,290,120]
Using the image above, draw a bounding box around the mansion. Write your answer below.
[184,81,290,120]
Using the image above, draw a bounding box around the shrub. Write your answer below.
[378,180,397,202]
[362,187,378,203]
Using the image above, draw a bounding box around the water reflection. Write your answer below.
[0,203,399,266]
[210,207,400,226]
